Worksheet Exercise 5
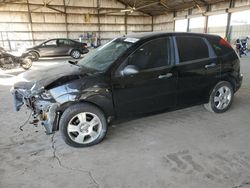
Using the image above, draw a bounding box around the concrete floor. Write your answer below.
[0,56,250,188]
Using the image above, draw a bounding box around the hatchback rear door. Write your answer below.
[174,35,220,106]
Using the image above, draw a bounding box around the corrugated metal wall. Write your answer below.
[0,0,152,51]
[0,0,250,51]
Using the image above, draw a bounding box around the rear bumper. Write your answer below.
[81,48,89,54]
[235,73,243,92]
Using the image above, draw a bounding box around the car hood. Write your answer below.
[14,62,92,92]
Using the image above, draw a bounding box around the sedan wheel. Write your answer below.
[60,103,107,147]
[71,50,81,59]
[204,81,234,113]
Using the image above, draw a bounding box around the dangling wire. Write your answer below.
[19,111,32,131]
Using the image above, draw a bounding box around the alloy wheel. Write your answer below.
[214,86,232,110]
[67,112,102,144]
[71,50,80,58]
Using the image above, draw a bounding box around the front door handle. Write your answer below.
[158,73,173,79]
[205,63,216,69]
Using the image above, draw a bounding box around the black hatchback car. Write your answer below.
[23,38,89,60]
[12,32,243,147]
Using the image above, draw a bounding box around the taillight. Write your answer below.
[219,38,232,49]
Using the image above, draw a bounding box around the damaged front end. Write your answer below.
[11,62,113,136]
[10,64,85,134]
[11,84,61,134]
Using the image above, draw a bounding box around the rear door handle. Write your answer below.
[205,63,216,69]
[158,73,173,79]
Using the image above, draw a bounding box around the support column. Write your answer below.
[173,11,176,31]
[225,0,235,41]
[151,15,154,32]
[97,0,101,39]
[125,8,128,35]
[26,0,34,45]
[204,5,211,33]
[187,8,192,32]
[63,0,69,38]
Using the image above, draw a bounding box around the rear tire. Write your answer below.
[204,81,234,113]
[27,51,39,61]
[60,103,107,147]
[70,49,81,59]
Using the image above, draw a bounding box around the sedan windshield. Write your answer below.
[78,38,138,71]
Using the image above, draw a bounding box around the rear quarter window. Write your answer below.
[176,36,209,63]
[207,36,234,56]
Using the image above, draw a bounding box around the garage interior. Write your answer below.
[0,0,250,188]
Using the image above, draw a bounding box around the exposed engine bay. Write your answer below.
[12,86,60,134]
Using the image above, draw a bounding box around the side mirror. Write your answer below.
[121,65,139,76]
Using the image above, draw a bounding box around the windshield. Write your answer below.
[78,38,138,71]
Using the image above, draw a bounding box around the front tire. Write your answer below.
[60,103,107,147]
[204,81,234,113]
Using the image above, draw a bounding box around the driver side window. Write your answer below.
[128,37,171,71]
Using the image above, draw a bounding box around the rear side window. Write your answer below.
[176,36,209,63]
[58,39,75,45]
[207,36,233,56]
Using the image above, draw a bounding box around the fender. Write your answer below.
[49,80,115,118]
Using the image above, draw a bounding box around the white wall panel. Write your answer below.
[0,23,31,31]
[32,23,66,31]
[0,12,29,22]
[33,31,66,40]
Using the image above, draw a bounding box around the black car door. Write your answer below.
[174,36,220,106]
[111,37,178,117]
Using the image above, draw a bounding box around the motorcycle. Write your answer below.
[236,37,249,57]
[0,47,32,70]
[241,36,249,53]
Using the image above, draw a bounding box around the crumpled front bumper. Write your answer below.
[11,88,26,112]
[11,88,60,134]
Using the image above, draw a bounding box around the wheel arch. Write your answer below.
[59,100,106,115]
[70,48,81,54]
[56,100,112,131]
[27,50,40,57]
[206,79,235,104]
[220,76,237,92]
